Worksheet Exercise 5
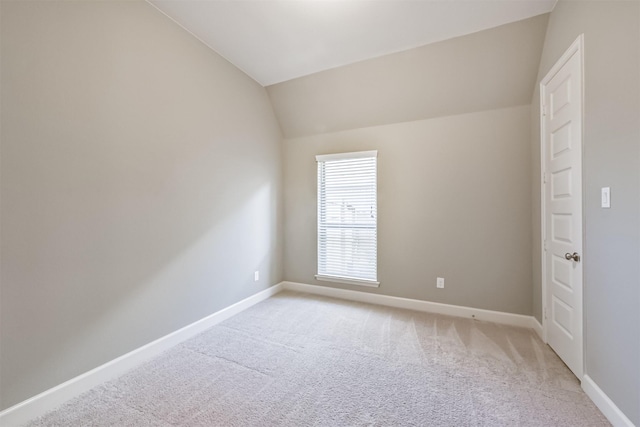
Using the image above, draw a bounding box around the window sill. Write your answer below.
[315,275,380,288]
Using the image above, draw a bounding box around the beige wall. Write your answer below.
[284,106,532,315]
[268,14,548,139]
[0,1,283,409]
[530,1,640,423]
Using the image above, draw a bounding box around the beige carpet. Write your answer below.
[26,291,609,426]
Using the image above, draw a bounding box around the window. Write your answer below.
[316,150,378,287]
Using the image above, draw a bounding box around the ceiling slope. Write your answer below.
[148,0,556,86]
[267,14,550,138]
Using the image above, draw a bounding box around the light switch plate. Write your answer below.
[601,187,611,208]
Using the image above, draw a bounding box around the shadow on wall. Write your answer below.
[2,150,280,406]
[61,181,277,374]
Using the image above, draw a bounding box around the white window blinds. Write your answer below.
[316,151,378,285]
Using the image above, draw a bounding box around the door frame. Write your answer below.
[539,34,585,377]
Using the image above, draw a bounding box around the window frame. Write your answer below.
[315,150,379,287]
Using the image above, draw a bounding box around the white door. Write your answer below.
[541,35,584,379]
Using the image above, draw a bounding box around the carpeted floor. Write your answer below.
[26,291,609,426]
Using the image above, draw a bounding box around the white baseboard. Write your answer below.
[582,375,635,427]
[281,281,538,330]
[0,283,284,427]
[531,317,544,341]
[9,281,622,427]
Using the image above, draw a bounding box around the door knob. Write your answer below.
[565,252,580,262]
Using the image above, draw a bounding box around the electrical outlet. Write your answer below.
[436,277,445,289]
[254,271,259,282]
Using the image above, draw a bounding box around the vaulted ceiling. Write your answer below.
[148,0,556,87]
[267,14,550,137]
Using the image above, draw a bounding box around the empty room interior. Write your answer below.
[1,0,639,425]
